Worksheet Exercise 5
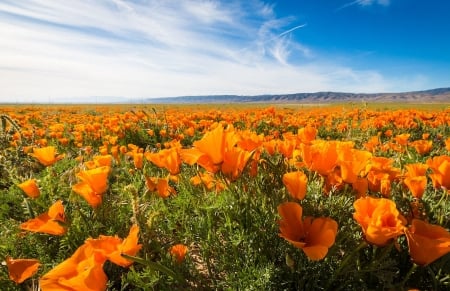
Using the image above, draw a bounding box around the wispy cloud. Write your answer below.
[336,0,390,12]
[0,0,408,102]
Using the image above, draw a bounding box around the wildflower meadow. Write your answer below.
[0,103,449,290]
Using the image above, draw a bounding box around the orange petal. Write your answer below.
[6,257,40,284]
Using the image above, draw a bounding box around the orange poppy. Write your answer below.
[394,133,410,146]
[353,197,406,246]
[411,140,433,155]
[181,124,238,171]
[190,172,226,192]
[29,146,64,166]
[145,147,181,175]
[221,146,252,180]
[72,166,110,208]
[169,244,189,263]
[90,155,113,168]
[145,176,176,198]
[426,155,450,192]
[6,256,40,284]
[278,202,338,260]
[180,147,220,173]
[337,148,372,184]
[132,152,144,169]
[404,219,450,266]
[299,140,338,177]
[366,157,400,196]
[352,177,368,198]
[17,179,40,198]
[39,243,108,291]
[282,171,308,200]
[194,123,227,164]
[85,224,142,268]
[445,137,450,151]
[20,200,66,235]
[403,163,428,199]
[404,176,427,199]
[297,125,317,144]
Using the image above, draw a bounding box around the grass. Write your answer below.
[0,103,449,290]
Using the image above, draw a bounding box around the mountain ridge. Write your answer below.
[145,87,450,104]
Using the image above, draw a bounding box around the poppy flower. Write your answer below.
[29,146,64,166]
[145,147,181,175]
[394,133,410,146]
[297,125,317,144]
[170,244,188,263]
[145,176,176,198]
[39,243,108,291]
[221,146,252,180]
[426,155,450,191]
[181,124,238,172]
[72,166,110,208]
[85,224,142,268]
[353,197,406,246]
[6,256,40,284]
[299,140,338,177]
[282,171,308,200]
[190,172,226,192]
[445,137,450,151]
[338,148,372,184]
[20,200,66,235]
[278,202,338,260]
[410,140,432,155]
[404,219,450,266]
[352,177,368,198]
[17,179,40,198]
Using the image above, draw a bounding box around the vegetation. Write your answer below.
[0,103,449,290]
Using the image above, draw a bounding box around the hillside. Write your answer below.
[145,87,450,104]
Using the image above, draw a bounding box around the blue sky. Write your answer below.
[0,0,449,102]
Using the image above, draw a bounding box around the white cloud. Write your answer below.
[336,0,390,11]
[0,0,416,103]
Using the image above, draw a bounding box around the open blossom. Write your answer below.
[404,219,450,266]
[72,166,111,207]
[40,225,141,290]
[29,146,64,166]
[278,202,338,260]
[20,200,66,236]
[353,197,406,246]
[426,155,450,192]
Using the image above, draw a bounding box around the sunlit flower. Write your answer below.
[72,166,110,208]
[404,219,450,266]
[17,179,40,198]
[29,146,64,166]
[278,202,338,260]
[353,196,406,246]
[20,200,66,235]
[39,243,108,291]
[426,155,450,192]
[282,171,308,200]
[85,224,142,268]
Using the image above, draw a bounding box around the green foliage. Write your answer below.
[0,106,449,291]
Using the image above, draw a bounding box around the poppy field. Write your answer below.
[1,103,449,290]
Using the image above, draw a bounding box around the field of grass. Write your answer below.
[1,103,449,290]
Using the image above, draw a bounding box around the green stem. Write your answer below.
[326,240,368,290]
[121,254,184,283]
[400,263,418,287]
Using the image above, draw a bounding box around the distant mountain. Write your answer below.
[145,87,450,104]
